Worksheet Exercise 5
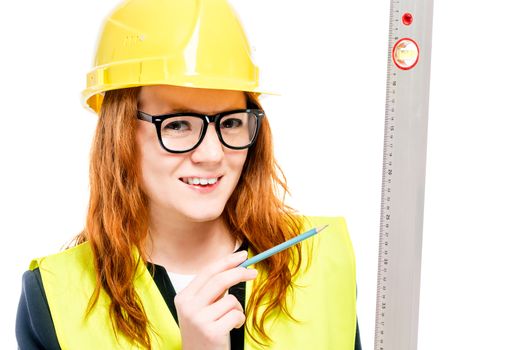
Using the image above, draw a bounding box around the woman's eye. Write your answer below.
[165,120,190,131]
[221,118,243,129]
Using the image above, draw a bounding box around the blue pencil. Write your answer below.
[239,225,329,268]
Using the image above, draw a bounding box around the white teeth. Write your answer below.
[183,177,219,185]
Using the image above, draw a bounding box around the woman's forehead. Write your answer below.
[137,85,247,114]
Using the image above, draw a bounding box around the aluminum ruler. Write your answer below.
[374,0,434,349]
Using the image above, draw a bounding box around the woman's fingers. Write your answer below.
[202,293,243,322]
[193,267,258,308]
[213,309,247,333]
[174,251,257,350]
[183,250,248,295]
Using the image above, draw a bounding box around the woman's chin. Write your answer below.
[178,207,225,223]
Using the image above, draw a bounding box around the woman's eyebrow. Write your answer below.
[165,107,197,113]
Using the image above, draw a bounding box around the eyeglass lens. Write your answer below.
[160,112,258,152]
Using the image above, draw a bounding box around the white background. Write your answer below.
[1,1,523,349]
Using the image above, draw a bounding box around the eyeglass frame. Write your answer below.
[136,107,265,154]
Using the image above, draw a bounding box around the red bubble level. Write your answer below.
[402,13,413,25]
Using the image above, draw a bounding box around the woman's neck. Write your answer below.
[145,209,237,274]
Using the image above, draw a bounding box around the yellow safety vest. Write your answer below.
[30,216,357,349]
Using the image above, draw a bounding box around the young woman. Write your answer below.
[16,1,361,349]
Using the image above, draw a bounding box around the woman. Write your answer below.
[16,0,360,349]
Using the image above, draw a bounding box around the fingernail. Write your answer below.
[247,268,258,278]
[239,250,248,259]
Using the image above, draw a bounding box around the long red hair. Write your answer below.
[74,87,304,348]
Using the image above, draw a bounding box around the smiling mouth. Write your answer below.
[179,176,223,186]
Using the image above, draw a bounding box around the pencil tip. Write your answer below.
[317,224,329,233]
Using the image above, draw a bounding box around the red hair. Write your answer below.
[74,88,304,348]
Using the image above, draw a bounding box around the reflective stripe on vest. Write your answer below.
[30,216,357,349]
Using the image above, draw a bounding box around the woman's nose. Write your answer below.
[190,125,224,163]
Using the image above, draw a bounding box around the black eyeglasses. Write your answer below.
[137,108,265,153]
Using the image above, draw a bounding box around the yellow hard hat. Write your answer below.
[82,0,264,114]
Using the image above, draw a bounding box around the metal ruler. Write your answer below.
[374,0,434,349]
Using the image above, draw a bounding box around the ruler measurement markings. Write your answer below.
[375,0,398,346]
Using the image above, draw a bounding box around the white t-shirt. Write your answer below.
[167,271,195,294]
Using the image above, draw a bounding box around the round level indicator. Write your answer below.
[392,38,419,70]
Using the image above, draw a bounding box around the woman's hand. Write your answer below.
[174,250,257,350]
